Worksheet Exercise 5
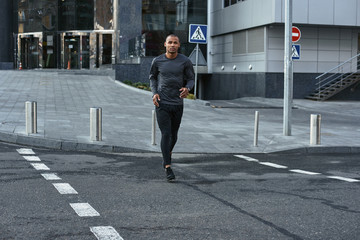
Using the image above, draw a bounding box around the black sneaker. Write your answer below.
[165,167,175,181]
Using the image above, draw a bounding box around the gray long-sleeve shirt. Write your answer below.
[149,53,195,105]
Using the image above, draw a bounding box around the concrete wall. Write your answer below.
[211,0,274,36]
[211,0,360,37]
[199,72,319,100]
[114,57,153,84]
[277,0,360,26]
[211,31,267,73]
[267,25,359,73]
[0,0,13,69]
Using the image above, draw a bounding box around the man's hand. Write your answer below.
[179,87,189,99]
[153,94,160,107]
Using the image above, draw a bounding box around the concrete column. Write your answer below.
[25,101,37,135]
[310,114,321,145]
[90,107,102,141]
[254,111,259,147]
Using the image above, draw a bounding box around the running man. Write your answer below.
[149,34,195,181]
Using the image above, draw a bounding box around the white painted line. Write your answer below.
[290,169,321,175]
[234,155,259,162]
[70,203,100,217]
[53,183,78,194]
[30,163,50,171]
[327,176,360,183]
[90,226,123,240]
[41,173,62,180]
[259,162,288,169]
[23,156,41,161]
[17,148,35,155]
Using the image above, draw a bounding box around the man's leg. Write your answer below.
[155,104,172,168]
[169,104,184,154]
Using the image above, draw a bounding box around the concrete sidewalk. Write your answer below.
[0,70,359,154]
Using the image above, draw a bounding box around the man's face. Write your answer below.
[164,36,180,54]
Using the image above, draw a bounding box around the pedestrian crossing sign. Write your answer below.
[189,24,208,44]
[292,44,300,60]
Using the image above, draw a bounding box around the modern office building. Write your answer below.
[3,0,360,100]
[0,0,14,70]
[205,0,360,100]
[12,0,115,70]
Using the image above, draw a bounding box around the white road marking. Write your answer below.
[70,203,100,217]
[259,162,288,169]
[327,176,360,183]
[17,148,35,155]
[23,156,41,161]
[234,155,259,162]
[41,173,62,180]
[30,163,50,170]
[90,226,124,240]
[53,183,78,194]
[290,169,321,175]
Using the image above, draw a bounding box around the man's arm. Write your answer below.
[184,59,195,91]
[149,58,160,106]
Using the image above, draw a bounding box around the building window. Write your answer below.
[140,0,207,58]
[224,0,246,8]
[233,27,264,54]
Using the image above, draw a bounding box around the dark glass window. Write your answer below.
[140,0,207,58]
[58,0,94,31]
[17,0,57,33]
[95,0,113,30]
[224,0,245,8]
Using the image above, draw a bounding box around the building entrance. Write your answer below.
[64,36,80,69]
[20,37,40,69]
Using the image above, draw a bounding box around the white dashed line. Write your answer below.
[327,176,360,183]
[30,163,50,170]
[70,203,100,217]
[41,173,62,180]
[259,162,288,169]
[17,148,35,155]
[234,155,259,162]
[235,154,358,183]
[53,183,78,194]
[90,226,124,240]
[290,169,321,175]
[23,156,41,161]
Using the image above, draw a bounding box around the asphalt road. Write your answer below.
[0,142,359,240]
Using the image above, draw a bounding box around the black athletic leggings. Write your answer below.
[155,103,184,168]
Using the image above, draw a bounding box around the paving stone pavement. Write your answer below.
[0,70,359,153]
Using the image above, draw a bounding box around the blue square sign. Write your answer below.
[292,44,300,60]
[189,24,208,44]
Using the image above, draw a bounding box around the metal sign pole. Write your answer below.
[194,43,199,99]
[283,0,293,136]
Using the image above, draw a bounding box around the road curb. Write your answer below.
[1,131,359,154]
[0,131,151,153]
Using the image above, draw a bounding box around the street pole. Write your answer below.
[194,43,199,99]
[283,0,293,136]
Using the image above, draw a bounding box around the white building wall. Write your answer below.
[267,25,358,73]
[209,0,360,74]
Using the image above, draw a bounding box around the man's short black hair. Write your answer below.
[166,34,179,41]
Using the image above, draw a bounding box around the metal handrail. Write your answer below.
[313,53,360,100]
[316,52,360,81]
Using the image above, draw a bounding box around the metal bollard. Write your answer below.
[90,107,102,141]
[25,101,37,135]
[151,110,156,145]
[310,114,321,145]
[254,111,259,147]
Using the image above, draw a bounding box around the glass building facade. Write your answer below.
[119,0,207,60]
[15,0,114,69]
[14,0,207,69]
